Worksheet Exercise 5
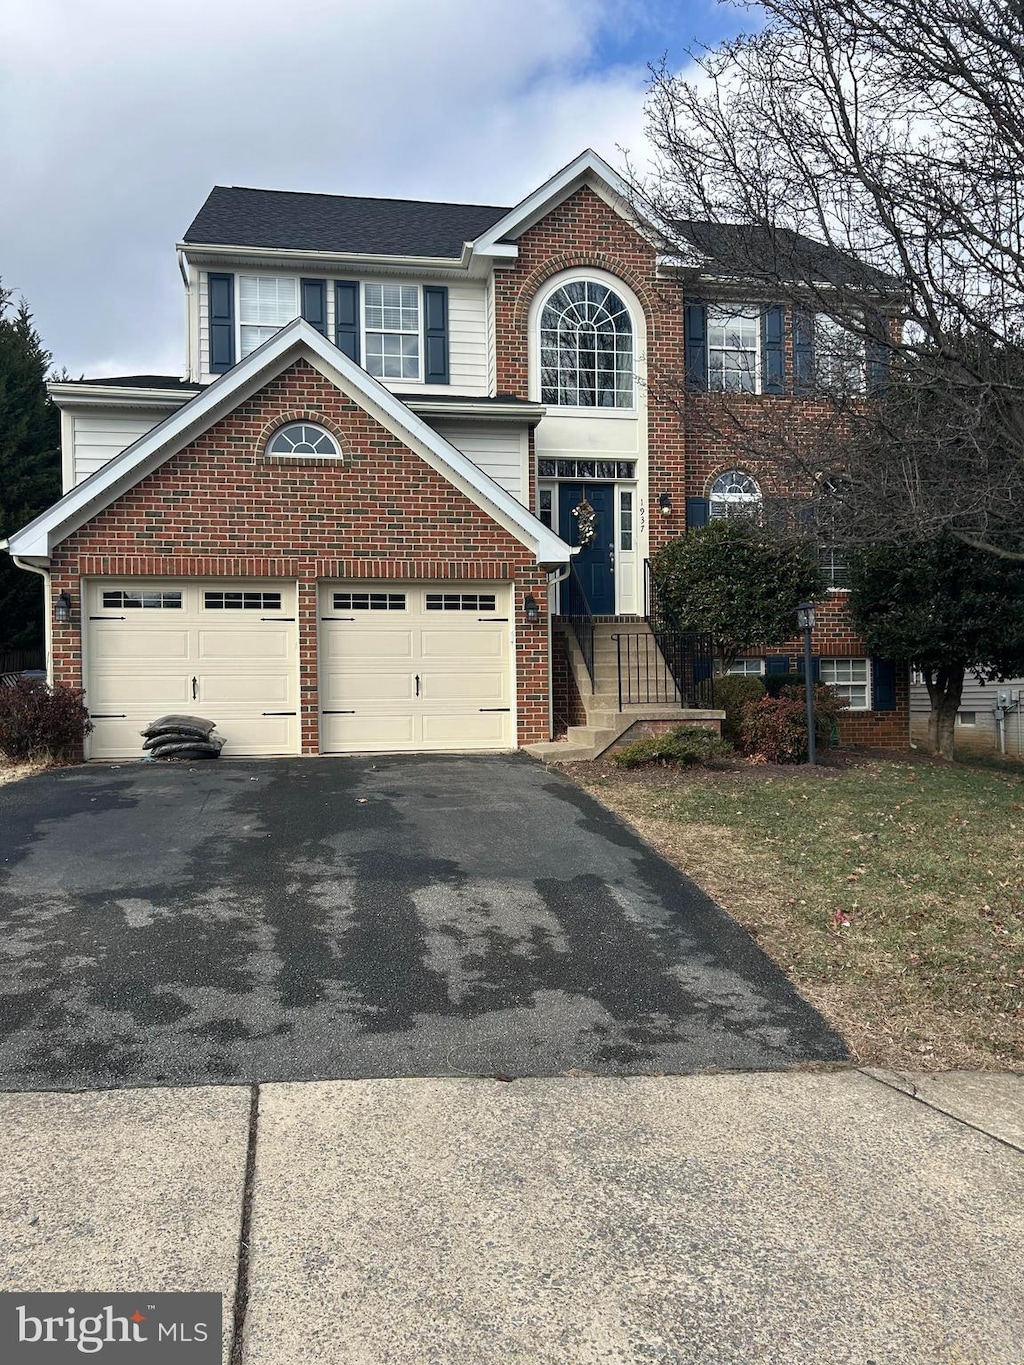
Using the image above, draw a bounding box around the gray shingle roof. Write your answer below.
[68,376,206,390]
[183,187,511,258]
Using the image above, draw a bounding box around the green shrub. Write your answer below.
[712,674,766,746]
[763,671,811,698]
[0,678,92,763]
[612,724,733,770]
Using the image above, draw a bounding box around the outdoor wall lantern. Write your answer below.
[795,601,817,764]
[658,492,673,516]
[524,594,540,625]
[54,590,73,625]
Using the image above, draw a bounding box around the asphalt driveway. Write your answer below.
[0,755,844,1088]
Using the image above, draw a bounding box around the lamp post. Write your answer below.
[796,601,816,765]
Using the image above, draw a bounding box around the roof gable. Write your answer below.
[6,320,569,566]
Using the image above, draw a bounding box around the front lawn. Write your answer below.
[571,755,1024,1071]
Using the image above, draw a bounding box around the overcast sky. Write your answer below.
[0,0,744,378]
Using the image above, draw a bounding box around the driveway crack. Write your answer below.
[230,1084,260,1364]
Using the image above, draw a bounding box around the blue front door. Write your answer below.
[559,483,615,614]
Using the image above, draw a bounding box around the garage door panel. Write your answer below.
[90,630,191,661]
[326,629,414,660]
[421,712,510,745]
[86,581,299,760]
[199,673,293,705]
[89,671,193,706]
[319,582,514,754]
[198,628,292,661]
[422,672,506,703]
[321,713,417,750]
[419,629,505,661]
[325,671,412,703]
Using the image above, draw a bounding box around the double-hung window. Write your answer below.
[708,306,760,393]
[364,283,420,380]
[820,658,870,709]
[815,315,866,393]
[239,276,299,358]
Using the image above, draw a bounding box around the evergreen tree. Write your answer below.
[0,281,60,652]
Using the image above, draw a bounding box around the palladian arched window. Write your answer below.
[709,469,761,518]
[540,281,634,408]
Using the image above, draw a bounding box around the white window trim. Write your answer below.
[726,658,767,676]
[820,657,871,710]
[815,314,867,394]
[535,274,638,415]
[362,282,424,385]
[265,421,342,461]
[707,305,761,395]
[709,469,762,520]
[237,273,301,362]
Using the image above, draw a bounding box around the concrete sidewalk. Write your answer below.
[2,1071,1021,1364]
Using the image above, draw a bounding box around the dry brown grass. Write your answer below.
[567,755,1024,1073]
[0,758,49,788]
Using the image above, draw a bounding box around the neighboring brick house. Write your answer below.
[5,150,908,760]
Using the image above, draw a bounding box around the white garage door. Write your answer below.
[85,581,299,760]
[319,583,514,753]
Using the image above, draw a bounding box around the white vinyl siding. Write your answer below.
[910,677,1024,755]
[820,657,870,709]
[432,422,529,504]
[67,410,168,488]
[239,276,300,357]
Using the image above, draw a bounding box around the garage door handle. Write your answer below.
[262,711,296,716]
[415,674,420,696]
[322,710,355,715]
[192,676,198,701]
[479,708,511,713]
[90,615,125,620]
[321,616,354,622]
[90,713,126,718]
[484,617,509,622]
[263,617,295,621]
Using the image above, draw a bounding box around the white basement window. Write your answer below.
[727,658,765,676]
[820,658,870,709]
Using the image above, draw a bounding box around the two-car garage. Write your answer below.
[83,580,515,760]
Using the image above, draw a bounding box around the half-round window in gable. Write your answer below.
[710,469,761,518]
[540,280,634,408]
[267,422,341,458]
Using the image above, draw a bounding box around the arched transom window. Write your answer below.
[540,281,634,408]
[267,423,341,458]
[710,469,761,518]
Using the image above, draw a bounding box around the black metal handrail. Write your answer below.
[644,560,716,708]
[560,563,595,688]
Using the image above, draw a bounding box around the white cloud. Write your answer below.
[0,0,660,375]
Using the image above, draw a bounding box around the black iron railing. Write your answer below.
[643,560,716,708]
[560,563,595,688]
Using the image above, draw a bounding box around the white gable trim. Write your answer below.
[471,149,647,260]
[7,318,570,567]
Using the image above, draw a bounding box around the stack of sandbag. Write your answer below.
[141,714,224,760]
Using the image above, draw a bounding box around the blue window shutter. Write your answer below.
[866,312,890,394]
[684,303,707,390]
[808,655,821,681]
[423,286,449,384]
[335,281,360,362]
[793,309,814,394]
[694,656,713,684]
[762,305,785,394]
[301,279,327,335]
[872,657,898,710]
[766,655,791,674]
[208,272,235,373]
[686,497,710,530]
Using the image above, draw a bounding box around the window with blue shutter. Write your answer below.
[686,497,710,530]
[301,279,327,336]
[866,312,891,394]
[334,281,360,362]
[793,309,814,394]
[423,285,449,384]
[766,655,792,674]
[684,303,708,390]
[762,305,785,394]
[871,657,898,710]
[208,272,235,373]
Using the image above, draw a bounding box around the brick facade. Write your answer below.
[490,186,908,749]
[49,360,551,752]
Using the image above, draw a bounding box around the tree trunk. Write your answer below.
[924,665,965,758]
